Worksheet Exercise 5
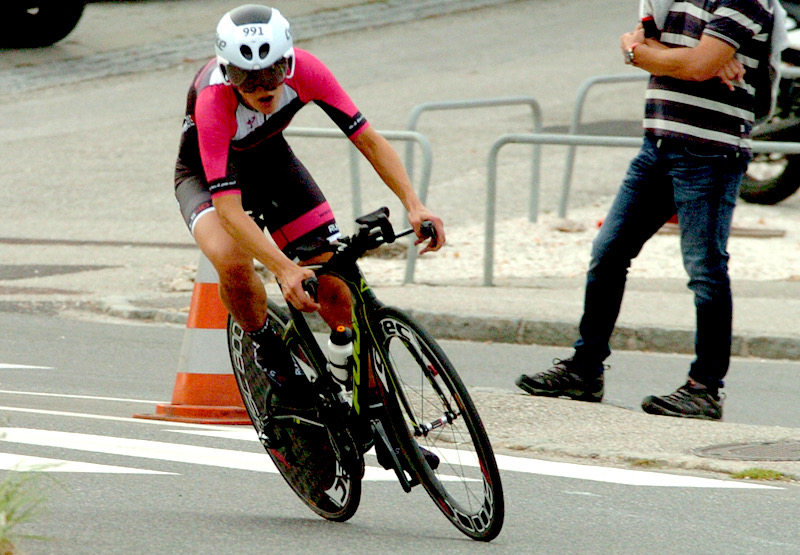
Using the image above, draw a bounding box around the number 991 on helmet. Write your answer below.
[214,5,296,89]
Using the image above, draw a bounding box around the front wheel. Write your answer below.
[227,300,362,522]
[739,153,800,205]
[375,308,505,541]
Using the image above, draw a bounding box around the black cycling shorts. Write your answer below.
[175,135,341,261]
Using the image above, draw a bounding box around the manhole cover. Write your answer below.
[693,441,800,461]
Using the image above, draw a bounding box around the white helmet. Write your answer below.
[215,5,295,87]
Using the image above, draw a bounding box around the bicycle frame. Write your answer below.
[281,223,427,491]
[284,261,383,406]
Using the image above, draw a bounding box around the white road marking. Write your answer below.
[490,452,778,489]
[168,429,779,490]
[0,428,467,482]
[0,453,174,474]
[0,405,221,428]
[0,397,784,490]
[0,364,52,370]
[1,427,272,473]
[0,389,161,404]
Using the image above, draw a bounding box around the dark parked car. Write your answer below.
[2,1,88,48]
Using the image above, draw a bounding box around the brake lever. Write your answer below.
[302,277,319,303]
[420,220,438,247]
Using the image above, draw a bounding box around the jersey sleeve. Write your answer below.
[291,49,369,138]
[194,85,241,197]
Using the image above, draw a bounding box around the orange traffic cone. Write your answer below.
[134,255,250,425]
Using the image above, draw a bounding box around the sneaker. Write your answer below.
[515,357,604,402]
[641,381,723,420]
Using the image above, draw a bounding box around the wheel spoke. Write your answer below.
[378,309,504,541]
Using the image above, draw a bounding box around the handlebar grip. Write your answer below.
[420,221,438,245]
[302,277,319,303]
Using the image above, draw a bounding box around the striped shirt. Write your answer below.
[644,0,774,148]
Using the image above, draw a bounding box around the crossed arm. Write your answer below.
[621,24,745,89]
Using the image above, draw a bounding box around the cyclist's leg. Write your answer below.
[301,253,353,330]
[175,172,307,394]
[176,174,267,332]
[194,213,268,332]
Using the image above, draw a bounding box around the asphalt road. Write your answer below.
[3,1,800,552]
[3,312,800,554]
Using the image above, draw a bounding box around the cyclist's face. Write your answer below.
[238,82,284,115]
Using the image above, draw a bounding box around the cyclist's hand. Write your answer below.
[409,209,445,254]
[279,264,320,313]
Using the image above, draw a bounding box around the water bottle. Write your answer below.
[327,325,353,391]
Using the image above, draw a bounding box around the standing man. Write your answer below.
[516,0,777,420]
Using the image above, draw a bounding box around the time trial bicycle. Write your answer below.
[227,207,504,541]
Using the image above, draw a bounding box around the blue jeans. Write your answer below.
[574,134,749,391]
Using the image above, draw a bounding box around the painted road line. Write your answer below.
[0,390,162,404]
[490,451,778,489]
[1,428,272,473]
[168,429,779,490]
[0,405,785,490]
[0,405,224,428]
[0,453,174,474]
[0,428,469,482]
[0,364,52,370]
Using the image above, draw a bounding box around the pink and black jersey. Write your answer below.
[176,48,369,196]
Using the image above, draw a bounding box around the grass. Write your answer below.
[0,427,51,554]
[0,469,50,554]
[628,458,662,468]
[730,468,796,482]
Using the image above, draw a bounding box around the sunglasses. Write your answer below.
[226,59,289,93]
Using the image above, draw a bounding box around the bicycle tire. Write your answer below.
[227,300,361,522]
[373,307,504,541]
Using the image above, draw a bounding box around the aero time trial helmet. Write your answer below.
[215,5,295,92]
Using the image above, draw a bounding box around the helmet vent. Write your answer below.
[259,43,270,59]
[240,45,253,60]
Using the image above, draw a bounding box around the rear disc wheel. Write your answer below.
[227,301,362,521]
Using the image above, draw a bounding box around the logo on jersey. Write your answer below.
[347,113,366,133]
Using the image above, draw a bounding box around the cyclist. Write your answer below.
[174,5,445,399]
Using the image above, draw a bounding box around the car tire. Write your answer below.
[1,1,88,48]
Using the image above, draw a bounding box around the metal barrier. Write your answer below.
[283,126,432,284]
[484,132,800,286]
[405,97,544,221]
[559,73,648,218]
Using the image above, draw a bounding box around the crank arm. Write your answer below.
[371,419,418,492]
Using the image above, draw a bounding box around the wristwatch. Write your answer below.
[626,43,641,65]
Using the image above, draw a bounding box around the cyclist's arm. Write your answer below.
[351,126,445,253]
[212,193,319,312]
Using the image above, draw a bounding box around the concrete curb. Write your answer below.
[96,296,800,360]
